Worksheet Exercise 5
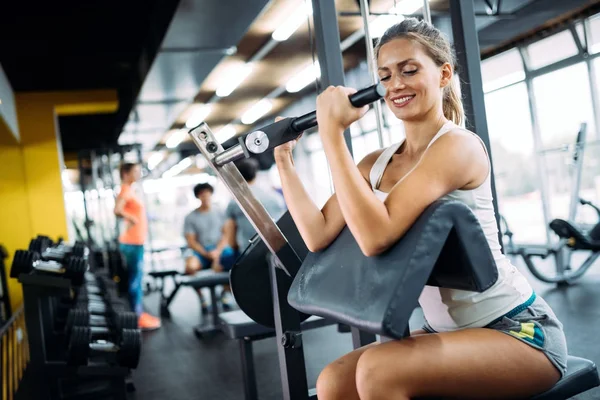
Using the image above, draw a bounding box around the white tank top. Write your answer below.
[369,121,533,332]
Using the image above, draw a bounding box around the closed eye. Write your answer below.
[403,69,418,76]
[379,76,391,81]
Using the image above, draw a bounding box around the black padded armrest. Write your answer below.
[288,200,498,339]
[148,269,180,278]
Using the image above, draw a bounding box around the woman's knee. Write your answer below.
[316,363,354,400]
[356,347,409,400]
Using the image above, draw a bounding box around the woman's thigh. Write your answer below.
[356,327,561,399]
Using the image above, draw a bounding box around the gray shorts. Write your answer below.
[423,293,568,378]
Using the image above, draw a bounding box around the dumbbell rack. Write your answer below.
[18,272,131,400]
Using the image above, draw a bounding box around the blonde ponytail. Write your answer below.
[443,76,465,127]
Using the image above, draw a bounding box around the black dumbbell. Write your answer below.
[67,326,142,368]
[10,250,87,285]
[42,241,86,262]
[66,309,138,336]
[76,298,127,316]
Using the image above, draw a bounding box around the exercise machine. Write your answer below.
[187,85,599,399]
[503,123,600,285]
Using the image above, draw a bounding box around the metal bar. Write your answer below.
[189,125,297,277]
[311,0,354,157]
[357,0,386,148]
[569,123,587,221]
[268,255,308,400]
[519,46,553,245]
[239,340,258,400]
[422,0,432,24]
[107,149,120,240]
[449,0,502,245]
[351,327,377,349]
[528,52,586,79]
[78,153,93,246]
[585,18,600,140]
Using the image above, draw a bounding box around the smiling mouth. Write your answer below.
[391,95,415,107]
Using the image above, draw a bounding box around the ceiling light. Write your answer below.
[371,15,405,38]
[217,124,237,142]
[286,61,321,93]
[390,0,427,15]
[185,104,213,129]
[148,152,164,170]
[371,0,430,38]
[241,99,273,125]
[162,157,193,178]
[216,64,254,97]
[272,1,313,42]
[166,129,187,149]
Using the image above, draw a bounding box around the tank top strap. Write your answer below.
[425,120,457,150]
[369,140,403,190]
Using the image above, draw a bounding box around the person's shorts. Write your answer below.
[183,245,238,271]
[422,293,568,378]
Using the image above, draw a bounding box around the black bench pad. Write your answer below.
[219,310,332,339]
[179,271,230,288]
[148,269,180,278]
[531,356,599,400]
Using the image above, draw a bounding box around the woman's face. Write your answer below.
[377,38,450,122]
[126,165,142,182]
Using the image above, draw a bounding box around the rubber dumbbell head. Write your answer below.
[10,250,39,278]
[67,326,142,368]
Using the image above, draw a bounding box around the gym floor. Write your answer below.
[126,254,600,400]
[15,255,600,400]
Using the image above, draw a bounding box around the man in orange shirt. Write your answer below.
[114,162,161,331]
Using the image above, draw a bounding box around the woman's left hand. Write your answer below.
[316,86,368,140]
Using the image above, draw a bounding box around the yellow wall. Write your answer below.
[0,90,117,311]
[0,145,32,308]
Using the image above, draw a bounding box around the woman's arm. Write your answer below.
[114,196,138,224]
[322,128,488,256]
[275,144,382,252]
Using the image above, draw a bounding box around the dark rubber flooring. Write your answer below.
[15,252,600,399]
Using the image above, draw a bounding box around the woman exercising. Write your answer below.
[274,18,567,399]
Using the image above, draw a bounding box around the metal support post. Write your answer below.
[449,0,502,245]
[311,0,354,156]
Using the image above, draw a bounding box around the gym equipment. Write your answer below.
[67,326,141,368]
[15,237,138,400]
[146,269,229,335]
[66,309,138,335]
[503,124,600,285]
[10,249,87,285]
[219,310,335,400]
[229,211,310,328]
[30,236,87,261]
[189,120,599,398]
[0,244,11,322]
[207,83,385,167]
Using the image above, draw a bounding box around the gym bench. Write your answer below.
[219,310,335,400]
[148,269,230,337]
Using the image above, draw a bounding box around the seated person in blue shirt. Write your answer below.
[183,183,238,310]
[221,158,287,255]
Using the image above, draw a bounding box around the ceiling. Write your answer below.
[1,0,599,170]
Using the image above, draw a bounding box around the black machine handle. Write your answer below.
[216,83,386,164]
[291,83,386,132]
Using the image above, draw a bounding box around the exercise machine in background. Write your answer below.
[502,123,600,285]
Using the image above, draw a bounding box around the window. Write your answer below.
[481,49,526,93]
[484,82,546,244]
[526,30,579,70]
[587,13,600,53]
[533,62,598,223]
[533,62,595,148]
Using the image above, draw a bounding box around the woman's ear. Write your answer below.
[440,62,453,89]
